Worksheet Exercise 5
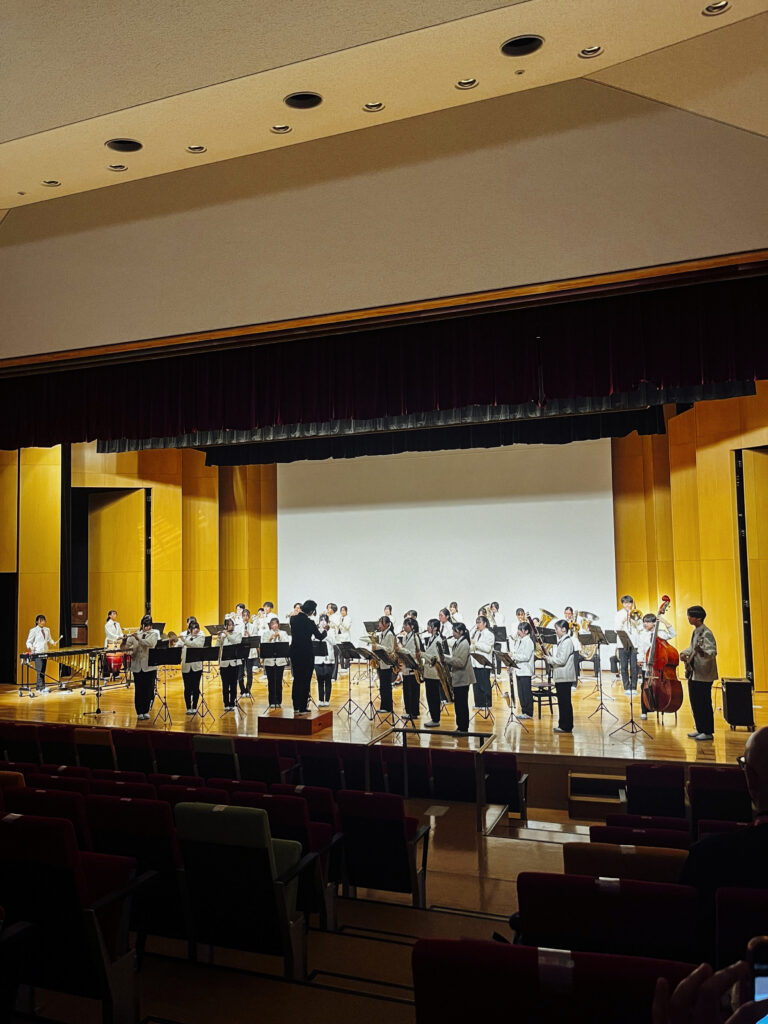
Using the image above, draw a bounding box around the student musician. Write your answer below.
[238,608,259,696]
[563,606,582,689]
[25,613,57,693]
[443,622,475,735]
[104,609,123,647]
[314,613,336,707]
[176,619,205,715]
[614,595,640,695]
[449,601,460,622]
[290,600,327,714]
[228,602,246,627]
[470,614,495,710]
[515,608,527,624]
[636,611,677,721]
[438,608,455,646]
[422,618,445,728]
[125,615,159,720]
[325,604,341,680]
[261,616,289,708]
[336,605,352,672]
[397,616,423,721]
[680,605,718,741]
[490,602,504,628]
[511,621,535,719]
[218,617,242,712]
[544,619,576,734]
[374,615,397,714]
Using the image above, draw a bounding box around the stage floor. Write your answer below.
[1,666,763,767]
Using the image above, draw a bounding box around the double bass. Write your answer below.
[641,596,684,714]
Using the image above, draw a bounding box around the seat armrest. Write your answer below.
[508,910,521,941]
[276,852,318,886]
[88,869,158,912]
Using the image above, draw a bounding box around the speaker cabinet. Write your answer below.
[721,677,755,731]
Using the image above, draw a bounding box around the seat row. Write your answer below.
[623,762,753,825]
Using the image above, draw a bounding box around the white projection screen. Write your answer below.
[277,439,617,650]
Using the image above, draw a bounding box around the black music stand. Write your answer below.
[205,624,226,636]
[239,636,261,703]
[394,649,421,727]
[364,648,401,726]
[363,621,379,634]
[219,643,248,718]
[586,626,617,721]
[335,642,364,717]
[260,640,290,710]
[495,652,529,733]
[148,646,180,725]
[610,629,652,739]
[192,647,220,723]
[492,626,508,691]
[82,660,117,717]
[470,651,494,723]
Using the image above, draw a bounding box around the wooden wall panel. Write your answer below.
[181,449,219,628]
[88,489,145,634]
[743,449,768,689]
[17,447,60,660]
[0,450,18,573]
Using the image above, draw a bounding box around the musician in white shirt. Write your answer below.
[124,615,159,720]
[104,609,123,647]
[25,614,56,693]
[238,608,259,696]
[374,616,397,714]
[490,602,505,628]
[261,616,289,708]
[176,619,205,714]
[636,612,676,666]
[614,595,641,695]
[314,614,336,707]
[470,615,496,709]
[438,608,455,647]
[397,616,423,720]
[544,620,577,733]
[511,622,536,719]
[422,619,446,728]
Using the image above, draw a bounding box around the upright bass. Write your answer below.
[641,595,683,714]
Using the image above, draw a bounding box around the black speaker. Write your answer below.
[721,677,755,730]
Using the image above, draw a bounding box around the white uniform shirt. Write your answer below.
[105,619,123,646]
[546,634,577,683]
[240,621,259,660]
[636,622,677,668]
[176,630,205,672]
[614,609,641,653]
[261,628,290,667]
[126,629,160,672]
[337,615,351,643]
[398,630,423,675]
[470,626,495,669]
[421,634,443,680]
[511,634,536,677]
[219,630,242,667]
[26,625,53,655]
[314,629,336,666]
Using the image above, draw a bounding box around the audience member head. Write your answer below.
[743,726,768,814]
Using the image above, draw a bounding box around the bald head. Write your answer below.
[744,726,768,811]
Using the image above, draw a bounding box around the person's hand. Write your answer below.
[652,961,765,1024]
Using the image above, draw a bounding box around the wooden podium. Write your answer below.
[257,708,333,735]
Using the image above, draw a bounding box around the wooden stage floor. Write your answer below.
[1,665,763,768]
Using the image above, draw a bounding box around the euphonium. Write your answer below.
[539,609,555,629]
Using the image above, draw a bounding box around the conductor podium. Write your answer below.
[257,708,334,735]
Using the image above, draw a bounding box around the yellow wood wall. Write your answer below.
[181,449,219,628]
[219,465,277,618]
[613,381,768,687]
[88,489,145,636]
[17,447,61,659]
[0,450,18,573]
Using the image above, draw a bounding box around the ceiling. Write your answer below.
[2,0,767,211]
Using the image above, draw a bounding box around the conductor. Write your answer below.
[290,600,327,715]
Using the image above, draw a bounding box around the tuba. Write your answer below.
[539,609,555,629]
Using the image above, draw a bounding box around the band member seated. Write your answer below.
[511,621,535,719]
[636,611,677,720]
[680,605,718,741]
[422,618,445,728]
[398,616,423,721]
[372,615,397,713]
[443,622,475,735]
[470,614,495,709]
[614,595,640,695]
[25,613,56,693]
[314,613,336,707]
[290,600,327,715]
[176,619,205,714]
[262,616,289,708]
[218,617,242,712]
[125,615,159,720]
[544,619,577,734]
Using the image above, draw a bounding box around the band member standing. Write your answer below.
[544,619,576,734]
[262,616,289,708]
[218,618,242,712]
[314,614,336,707]
[490,602,504,627]
[422,618,445,728]
[125,615,159,720]
[443,622,475,735]
[511,621,535,719]
[398,616,423,721]
[449,601,460,622]
[470,615,495,710]
[228,602,246,627]
[438,608,455,646]
[290,600,327,715]
[374,615,397,713]
[104,610,123,646]
[176,619,205,715]
[614,595,640,695]
[25,614,56,693]
[238,609,259,696]
[680,605,718,741]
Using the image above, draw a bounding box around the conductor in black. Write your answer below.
[290,600,328,715]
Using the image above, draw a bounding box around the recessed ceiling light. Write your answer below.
[284,92,323,109]
[41,179,61,187]
[186,145,207,154]
[107,163,127,172]
[703,1,730,13]
[578,45,604,58]
[105,139,143,153]
[501,35,544,57]
[17,191,26,196]
[514,69,526,76]
[363,101,385,112]
[270,124,292,134]
[455,78,478,90]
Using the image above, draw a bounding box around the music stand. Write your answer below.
[309,640,331,709]
[260,641,290,710]
[470,651,494,723]
[363,621,379,634]
[148,646,181,725]
[334,642,365,717]
[492,626,508,691]
[219,643,248,718]
[205,624,225,636]
[82,653,117,718]
[586,625,617,721]
[365,648,401,726]
[279,622,292,636]
[394,649,421,727]
[610,629,652,739]
[152,622,166,634]
[239,636,261,703]
[193,647,220,723]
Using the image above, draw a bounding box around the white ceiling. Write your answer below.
[2,0,767,210]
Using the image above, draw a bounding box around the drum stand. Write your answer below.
[610,686,651,739]
[152,670,172,726]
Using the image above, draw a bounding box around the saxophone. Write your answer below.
[435,639,454,701]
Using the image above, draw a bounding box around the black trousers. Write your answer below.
[133,670,156,715]
[454,686,470,732]
[688,678,715,735]
[378,668,393,712]
[316,664,333,702]
[402,673,420,718]
[239,659,256,694]
[554,682,574,732]
[473,667,492,708]
[517,675,533,716]
[266,664,284,706]
[291,657,313,712]
[220,664,238,707]
[425,678,442,723]
[33,656,47,690]
[619,647,638,690]
[183,669,202,710]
